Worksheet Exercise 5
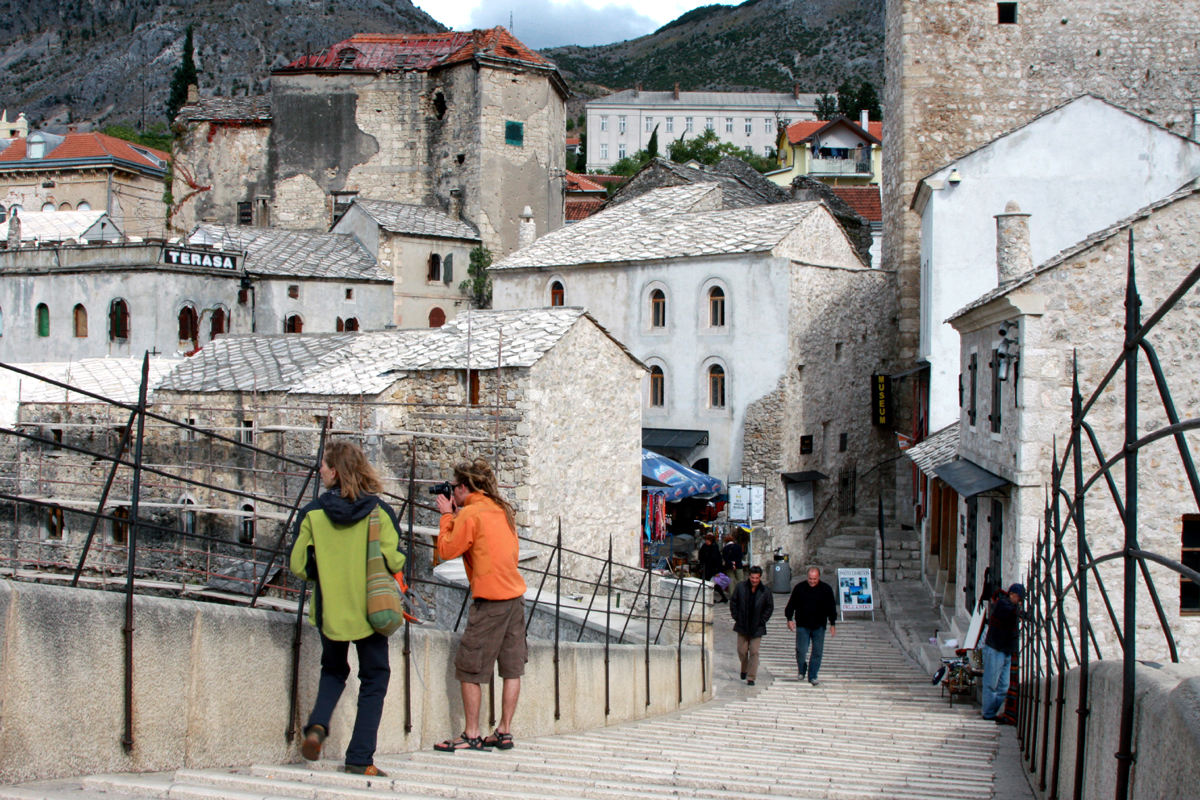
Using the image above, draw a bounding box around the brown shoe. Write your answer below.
[301,725,326,761]
[344,764,387,776]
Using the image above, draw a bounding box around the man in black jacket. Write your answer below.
[981,583,1026,721]
[730,565,773,685]
[784,567,837,685]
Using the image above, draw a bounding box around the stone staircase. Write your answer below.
[809,523,923,581]
[1,617,1007,800]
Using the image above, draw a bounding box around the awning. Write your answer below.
[781,471,829,483]
[642,448,724,500]
[933,458,1009,498]
[642,428,709,450]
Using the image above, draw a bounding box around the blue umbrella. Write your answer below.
[642,448,724,500]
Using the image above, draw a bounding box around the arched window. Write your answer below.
[41,202,55,212]
[651,289,666,328]
[182,498,196,536]
[429,307,446,328]
[76,200,91,211]
[709,287,726,327]
[428,253,441,282]
[73,304,88,338]
[336,317,344,332]
[111,506,130,545]
[285,315,303,333]
[178,305,199,348]
[27,134,47,159]
[692,458,710,474]
[708,365,726,409]
[0,206,6,223]
[210,307,226,339]
[109,299,129,341]
[239,504,255,545]
[59,201,72,211]
[44,507,65,540]
[550,281,565,306]
[649,366,665,407]
[344,317,359,332]
[36,303,50,337]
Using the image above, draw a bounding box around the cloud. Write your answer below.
[468,0,659,49]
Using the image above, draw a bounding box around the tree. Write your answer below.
[566,117,574,132]
[855,81,881,122]
[836,79,857,118]
[815,93,838,121]
[459,246,493,309]
[165,24,197,123]
[574,134,587,172]
[646,124,659,158]
[665,128,775,173]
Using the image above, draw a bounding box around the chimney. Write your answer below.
[518,206,536,249]
[860,109,869,130]
[187,84,199,104]
[995,200,1033,285]
[1192,106,1200,141]
[7,210,20,250]
[449,188,463,220]
[793,84,800,100]
[673,83,680,100]
[634,82,642,97]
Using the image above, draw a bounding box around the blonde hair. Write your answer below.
[453,458,516,533]
[322,439,383,502]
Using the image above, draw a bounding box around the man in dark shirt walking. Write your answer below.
[730,565,773,686]
[784,567,837,685]
[981,583,1026,721]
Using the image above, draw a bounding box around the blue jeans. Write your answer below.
[981,643,1012,719]
[795,626,826,681]
[307,632,391,766]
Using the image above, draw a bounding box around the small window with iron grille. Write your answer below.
[1183,515,1200,615]
[990,348,1002,433]
[505,121,524,147]
[968,351,978,427]
[237,202,253,226]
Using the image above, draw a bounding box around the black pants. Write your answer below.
[306,632,390,766]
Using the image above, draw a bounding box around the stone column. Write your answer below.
[994,200,1032,286]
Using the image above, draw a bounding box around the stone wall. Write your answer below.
[2,170,167,239]
[0,579,711,785]
[170,120,271,234]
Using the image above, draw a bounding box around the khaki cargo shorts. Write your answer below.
[455,596,527,683]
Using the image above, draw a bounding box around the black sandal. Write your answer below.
[433,732,485,752]
[482,728,514,750]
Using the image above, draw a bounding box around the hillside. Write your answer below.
[544,0,883,95]
[0,0,443,129]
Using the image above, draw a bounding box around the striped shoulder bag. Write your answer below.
[365,508,405,636]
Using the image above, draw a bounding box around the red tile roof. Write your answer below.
[786,117,882,145]
[566,137,580,146]
[0,132,169,171]
[831,186,882,222]
[566,199,604,220]
[579,173,625,186]
[566,172,605,193]
[283,28,551,72]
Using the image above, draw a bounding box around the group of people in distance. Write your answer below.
[289,441,526,775]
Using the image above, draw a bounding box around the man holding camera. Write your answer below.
[433,459,527,752]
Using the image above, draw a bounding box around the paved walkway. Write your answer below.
[1,605,1034,800]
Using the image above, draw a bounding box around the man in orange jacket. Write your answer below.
[433,458,528,752]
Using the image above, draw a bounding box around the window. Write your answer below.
[0,207,5,223]
[182,499,196,537]
[111,506,130,545]
[619,116,626,133]
[28,134,47,159]
[330,192,356,224]
[178,306,199,348]
[76,200,91,211]
[839,432,848,452]
[764,118,773,134]
[649,366,665,407]
[239,504,255,545]
[550,281,565,307]
[343,317,359,332]
[968,352,978,427]
[184,417,198,443]
[997,2,1018,24]
[41,202,55,212]
[1183,515,1200,614]
[238,288,249,305]
[59,201,72,211]
[337,47,358,68]
[73,304,88,338]
[428,253,442,281]
[45,507,64,540]
[336,317,344,332]
[37,303,49,337]
[645,116,654,132]
[345,288,354,300]
[287,285,300,299]
[600,143,608,160]
[651,289,666,328]
[468,370,481,406]
[600,116,608,131]
[666,117,674,133]
[745,118,753,135]
[505,120,524,147]
[109,299,129,341]
[237,201,252,226]
[433,91,447,119]
[239,419,254,445]
[705,117,714,131]
[443,253,453,284]
[284,315,303,333]
[990,348,1002,433]
[210,307,226,339]
[618,144,626,159]
[429,307,446,327]
[708,365,726,408]
[725,118,733,133]
[709,287,725,327]
[686,117,693,132]
[764,145,773,156]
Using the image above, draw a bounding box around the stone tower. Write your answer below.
[883,0,1200,367]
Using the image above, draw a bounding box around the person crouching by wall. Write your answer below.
[434,458,528,752]
[290,440,405,776]
[699,533,728,603]
[730,565,773,686]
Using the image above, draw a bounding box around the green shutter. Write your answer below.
[36,304,49,337]
[505,121,524,146]
[443,253,453,284]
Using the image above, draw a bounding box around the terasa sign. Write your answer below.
[164,248,239,270]
[872,373,890,426]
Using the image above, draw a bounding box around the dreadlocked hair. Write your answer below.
[322,439,383,502]
[453,458,516,533]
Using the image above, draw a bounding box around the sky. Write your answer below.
[425,0,726,49]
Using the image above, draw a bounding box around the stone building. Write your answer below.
[0,226,392,362]
[490,183,898,563]
[940,184,1200,661]
[1,309,645,580]
[0,129,169,238]
[171,28,568,256]
[330,198,480,328]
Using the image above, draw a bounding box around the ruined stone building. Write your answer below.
[0,130,169,238]
[490,183,898,563]
[172,28,568,258]
[0,226,392,363]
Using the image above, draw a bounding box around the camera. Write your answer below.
[428,481,454,498]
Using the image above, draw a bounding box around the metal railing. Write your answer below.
[1016,231,1200,800]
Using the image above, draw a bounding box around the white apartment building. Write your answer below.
[586,86,819,170]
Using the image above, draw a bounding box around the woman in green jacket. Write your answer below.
[290,440,405,776]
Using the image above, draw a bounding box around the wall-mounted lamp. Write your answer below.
[947,169,962,185]
[996,322,1019,381]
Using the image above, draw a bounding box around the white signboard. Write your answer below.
[729,486,750,520]
[749,486,765,521]
[786,481,814,522]
[837,568,874,612]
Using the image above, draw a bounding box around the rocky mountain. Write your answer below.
[0,0,443,129]
[544,0,883,96]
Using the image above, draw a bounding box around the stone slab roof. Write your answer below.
[607,157,791,211]
[905,423,960,477]
[492,184,823,271]
[176,96,272,123]
[158,308,635,395]
[948,180,1200,322]
[352,199,479,241]
[190,224,392,282]
[9,210,118,242]
[1,358,181,424]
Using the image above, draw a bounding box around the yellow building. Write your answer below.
[767,115,881,187]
